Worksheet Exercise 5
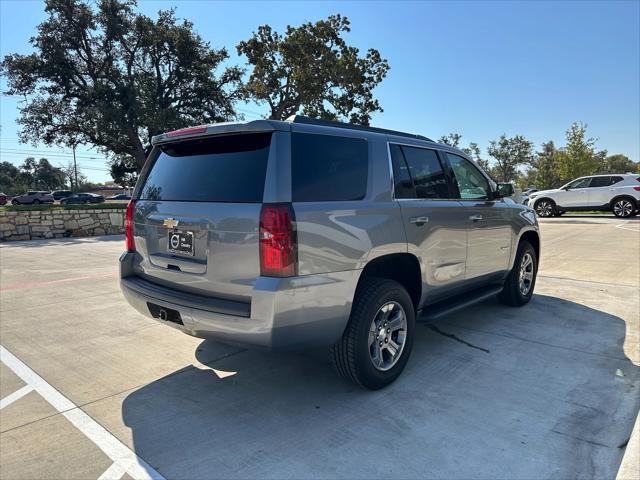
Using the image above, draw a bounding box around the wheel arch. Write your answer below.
[510,228,541,270]
[356,253,422,312]
[610,194,639,209]
[534,197,556,209]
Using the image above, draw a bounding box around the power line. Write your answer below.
[0,148,108,161]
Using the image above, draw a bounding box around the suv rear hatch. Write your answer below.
[132,132,273,303]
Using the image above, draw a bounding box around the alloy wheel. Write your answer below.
[535,201,554,217]
[518,252,534,296]
[613,200,634,218]
[368,301,407,371]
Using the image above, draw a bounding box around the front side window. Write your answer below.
[291,133,368,202]
[565,177,592,189]
[446,153,491,199]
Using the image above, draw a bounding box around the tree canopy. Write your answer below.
[1,0,243,172]
[487,135,535,183]
[237,14,389,124]
[0,158,66,195]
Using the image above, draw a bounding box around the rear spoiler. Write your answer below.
[151,120,290,146]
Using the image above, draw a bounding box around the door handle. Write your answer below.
[469,215,483,221]
[409,216,429,225]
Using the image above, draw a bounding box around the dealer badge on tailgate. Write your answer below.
[168,230,195,256]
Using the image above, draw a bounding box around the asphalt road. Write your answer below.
[1,216,639,479]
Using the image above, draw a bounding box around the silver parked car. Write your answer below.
[120,117,540,389]
[11,191,55,205]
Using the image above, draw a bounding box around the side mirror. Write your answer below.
[495,183,514,198]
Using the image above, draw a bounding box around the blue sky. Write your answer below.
[1,0,639,182]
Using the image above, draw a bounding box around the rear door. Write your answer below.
[587,176,621,207]
[389,143,468,303]
[443,152,512,281]
[132,132,273,302]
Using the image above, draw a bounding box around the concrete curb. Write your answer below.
[617,411,640,480]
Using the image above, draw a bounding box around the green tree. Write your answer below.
[531,141,563,190]
[556,122,606,182]
[237,14,389,124]
[487,134,534,182]
[438,133,462,148]
[33,158,66,190]
[598,154,639,174]
[0,162,28,195]
[1,0,243,173]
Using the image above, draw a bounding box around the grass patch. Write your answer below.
[0,202,127,212]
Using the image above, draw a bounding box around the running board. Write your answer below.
[418,285,504,322]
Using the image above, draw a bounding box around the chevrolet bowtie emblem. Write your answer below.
[163,217,179,229]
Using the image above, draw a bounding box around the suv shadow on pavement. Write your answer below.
[121,294,639,479]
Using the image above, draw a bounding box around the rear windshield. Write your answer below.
[140,133,272,203]
[291,133,368,202]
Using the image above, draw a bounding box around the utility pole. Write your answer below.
[72,144,78,192]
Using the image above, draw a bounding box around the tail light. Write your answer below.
[633,186,640,191]
[125,200,136,252]
[259,204,297,277]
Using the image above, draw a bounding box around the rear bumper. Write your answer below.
[119,252,360,349]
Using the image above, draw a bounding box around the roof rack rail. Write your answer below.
[285,115,433,142]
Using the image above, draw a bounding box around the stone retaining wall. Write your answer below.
[0,208,126,241]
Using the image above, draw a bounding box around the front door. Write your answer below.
[443,153,512,281]
[389,144,468,304]
[559,177,592,207]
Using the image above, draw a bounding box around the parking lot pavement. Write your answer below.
[0,218,638,479]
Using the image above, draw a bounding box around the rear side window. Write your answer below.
[140,133,271,203]
[610,176,624,185]
[589,176,611,187]
[291,133,368,202]
[390,144,449,199]
[390,145,415,198]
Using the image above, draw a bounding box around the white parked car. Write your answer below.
[528,174,640,218]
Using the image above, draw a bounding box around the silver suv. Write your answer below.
[11,191,55,205]
[120,116,540,389]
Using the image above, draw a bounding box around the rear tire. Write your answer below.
[32,199,40,205]
[535,199,556,217]
[499,240,537,307]
[612,198,636,218]
[331,278,415,390]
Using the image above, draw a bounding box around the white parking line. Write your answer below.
[616,223,640,232]
[0,385,33,409]
[0,345,165,480]
[98,462,127,480]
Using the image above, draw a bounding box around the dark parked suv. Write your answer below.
[120,116,540,389]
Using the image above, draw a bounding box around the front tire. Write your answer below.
[612,198,636,218]
[535,199,555,217]
[499,240,537,306]
[11,199,19,205]
[331,278,415,390]
[32,199,40,205]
